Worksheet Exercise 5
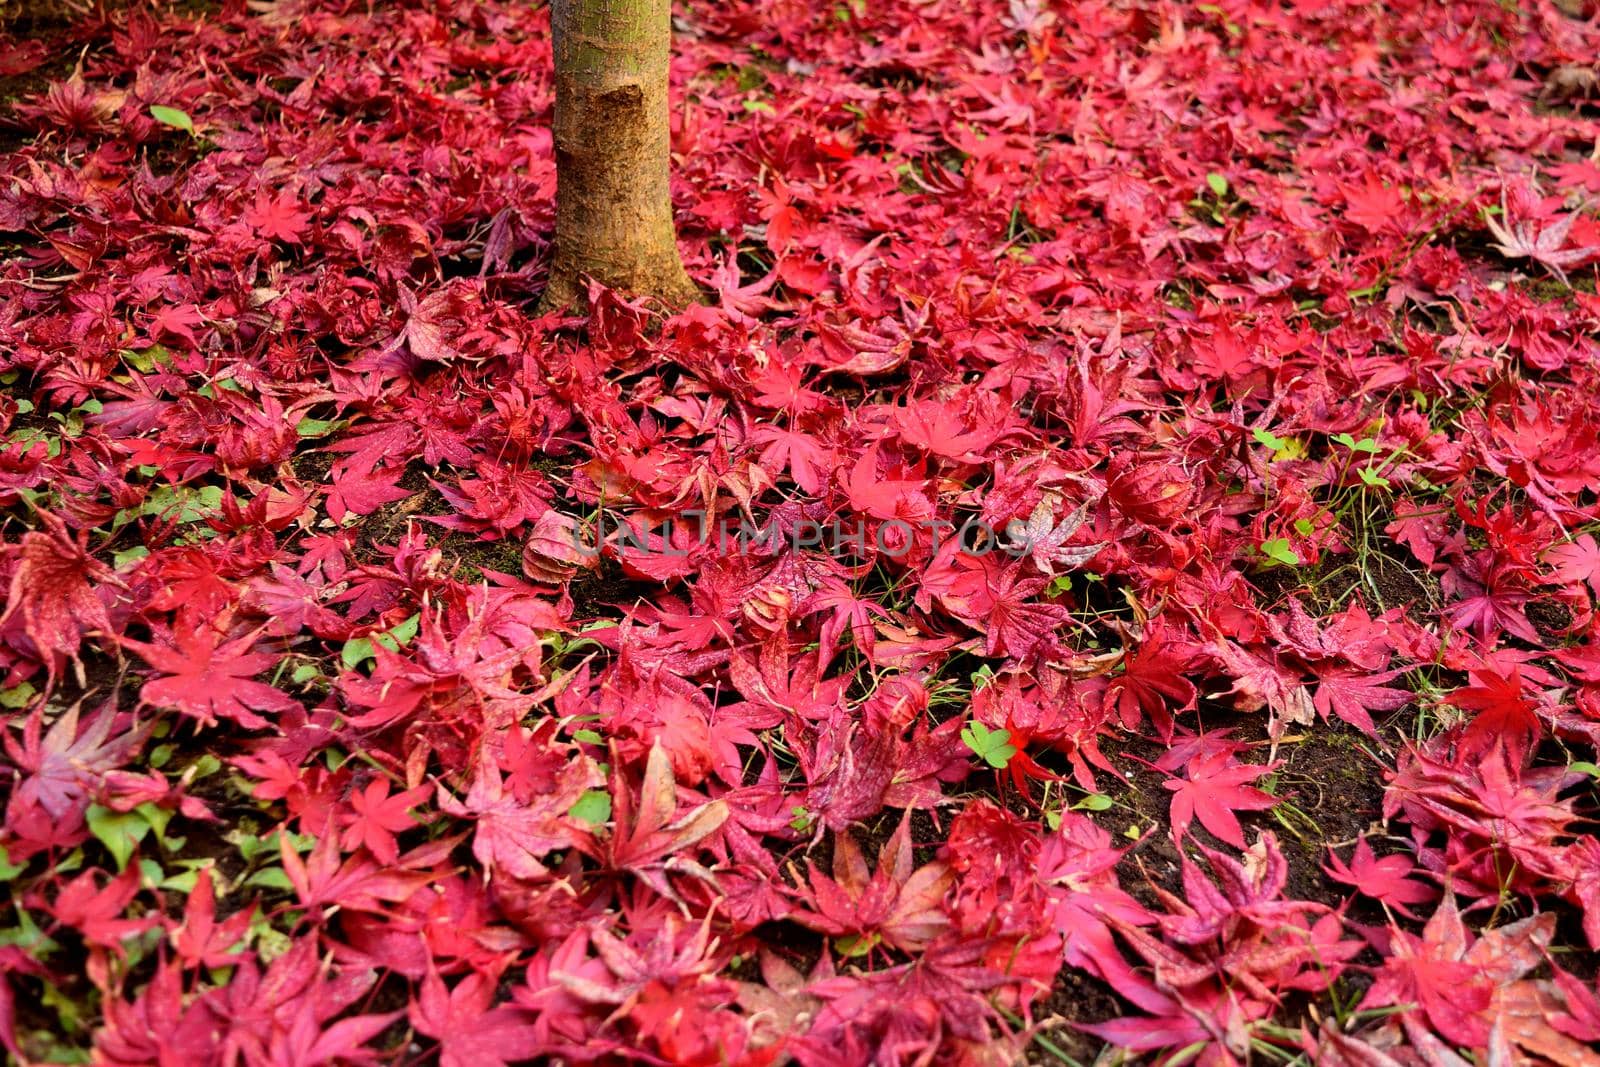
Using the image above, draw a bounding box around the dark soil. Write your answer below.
[1527,597,1574,641]
[1250,537,1441,621]
[439,531,524,581]
[1028,969,1125,1065]
[567,556,660,619]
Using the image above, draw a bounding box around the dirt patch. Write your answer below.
[567,557,660,619]
[1365,544,1441,615]
[1267,725,1391,913]
[750,918,826,978]
[287,447,334,486]
[1527,596,1574,641]
[439,531,524,581]
[1028,970,1123,1065]
[1250,536,1442,621]
[1249,553,1342,612]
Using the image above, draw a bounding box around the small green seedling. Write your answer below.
[961,722,1017,769]
[1258,538,1300,567]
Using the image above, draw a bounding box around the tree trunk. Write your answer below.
[541,0,699,311]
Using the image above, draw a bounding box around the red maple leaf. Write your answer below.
[792,815,954,954]
[892,399,995,463]
[748,425,833,494]
[840,445,929,522]
[1163,752,1279,849]
[579,742,729,899]
[122,629,299,729]
[5,698,145,842]
[1311,664,1410,736]
[1107,621,1198,737]
[948,561,1066,659]
[1359,894,1551,1048]
[708,250,787,322]
[0,509,120,679]
[144,302,205,346]
[437,749,602,881]
[1484,181,1600,284]
[1323,838,1436,919]
[279,822,428,914]
[1546,534,1600,596]
[171,870,253,968]
[411,968,543,1067]
[1450,667,1541,767]
[339,778,430,865]
[1443,552,1539,643]
[1341,172,1410,234]
[243,189,311,243]
[47,866,156,949]
[325,464,415,523]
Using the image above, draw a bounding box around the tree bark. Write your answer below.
[541,0,699,311]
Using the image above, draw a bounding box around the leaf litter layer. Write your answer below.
[3,0,1600,1064]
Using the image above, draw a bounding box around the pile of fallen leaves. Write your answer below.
[3,0,1600,1063]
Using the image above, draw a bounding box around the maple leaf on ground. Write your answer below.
[1449,667,1540,767]
[709,250,787,322]
[206,937,393,1065]
[891,399,996,463]
[1488,976,1600,1067]
[1106,621,1198,738]
[324,463,415,523]
[791,815,954,955]
[1035,811,1156,997]
[243,189,311,243]
[549,914,725,1017]
[279,823,429,915]
[946,560,1066,659]
[1003,496,1103,576]
[143,302,205,346]
[0,509,120,679]
[1163,752,1279,849]
[1443,554,1540,644]
[1484,183,1600,284]
[339,779,430,864]
[4,698,145,840]
[266,998,403,1067]
[122,629,299,729]
[1208,639,1316,734]
[1311,664,1410,736]
[1153,832,1334,947]
[47,866,157,949]
[94,958,221,1064]
[171,870,252,968]
[1341,172,1410,234]
[1546,534,1600,596]
[383,284,490,366]
[1359,894,1558,1051]
[411,968,543,1067]
[1324,838,1436,919]
[438,750,602,881]
[582,742,729,901]
[748,425,834,494]
[840,445,930,522]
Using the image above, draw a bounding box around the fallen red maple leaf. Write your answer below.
[122,629,299,729]
[1163,751,1279,849]
[1323,837,1436,919]
[791,815,954,955]
[437,748,602,881]
[0,509,120,680]
[411,967,543,1067]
